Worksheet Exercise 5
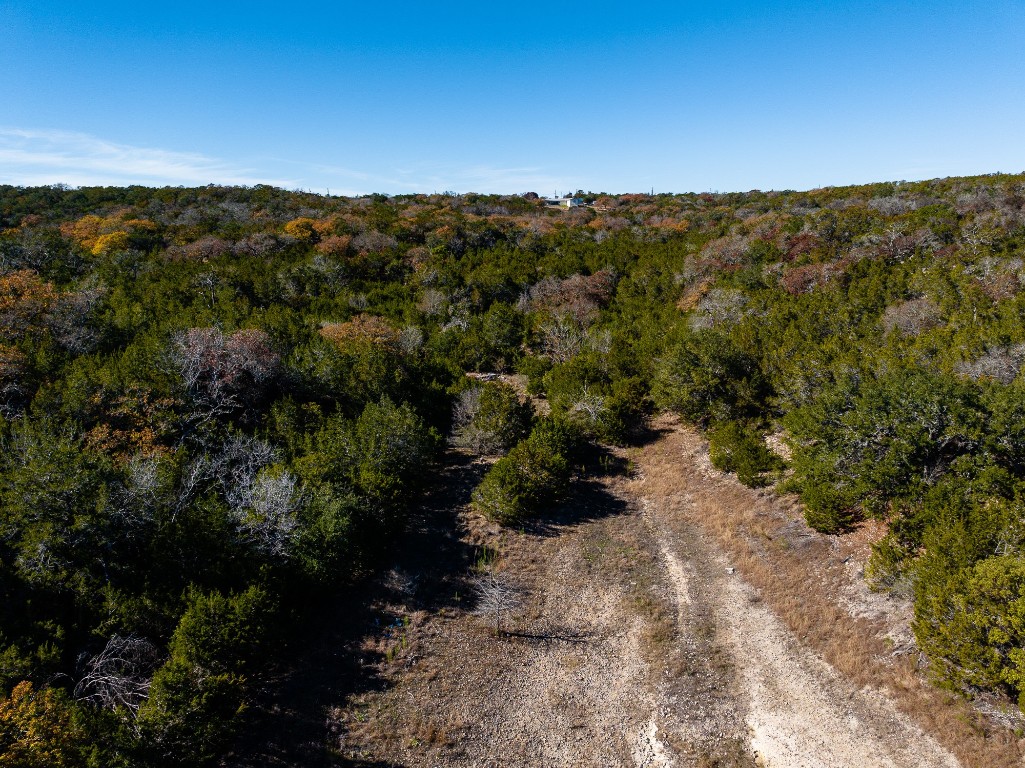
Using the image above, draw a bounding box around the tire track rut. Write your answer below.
[632,428,961,768]
[340,426,965,767]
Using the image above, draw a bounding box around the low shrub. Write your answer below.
[914,555,1025,706]
[472,418,574,525]
[707,421,783,487]
[451,381,532,455]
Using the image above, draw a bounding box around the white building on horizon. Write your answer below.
[543,195,585,208]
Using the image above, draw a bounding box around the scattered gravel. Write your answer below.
[339,424,966,767]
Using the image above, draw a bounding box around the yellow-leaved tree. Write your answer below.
[283,217,320,243]
[0,682,89,768]
[91,231,130,255]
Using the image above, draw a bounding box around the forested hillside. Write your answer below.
[2,175,1025,765]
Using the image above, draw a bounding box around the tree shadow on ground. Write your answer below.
[228,451,488,767]
[621,417,675,449]
[521,474,630,537]
[521,431,668,537]
[228,428,669,766]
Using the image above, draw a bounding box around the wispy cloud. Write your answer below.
[0,127,571,195]
[0,128,298,188]
[280,159,570,196]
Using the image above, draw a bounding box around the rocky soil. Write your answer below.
[326,418,1022,767]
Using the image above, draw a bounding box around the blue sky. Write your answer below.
[1,1,1023,194]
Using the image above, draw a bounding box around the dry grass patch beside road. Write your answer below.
[634,415,1025,768]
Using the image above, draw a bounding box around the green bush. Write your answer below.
[294,396,440,540]
[347,397,441,502]
[914,555,1025,706]
[515,355,552,396]
[451,381,532,455]
[543,358,647,445]
[799,480,859,533]
[785,369,984,527]
[472,457,529,525]
[652,331,767,424]
[137,586,274,767]
[707,421,782,487]
[472,419,573,525]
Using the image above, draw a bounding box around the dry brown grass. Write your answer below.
[575,517,679,665]
[639,421,1025,768]
[676,277,715,311]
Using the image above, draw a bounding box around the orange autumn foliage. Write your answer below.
[91,231,130,255]
[0,270,59,339]
[60,214,155,252]
[84,387,178,461]
[59,215,105,250]
[319,314,401,351]
[315,234,352,257]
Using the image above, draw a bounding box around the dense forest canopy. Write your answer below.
[2,174,1025,764]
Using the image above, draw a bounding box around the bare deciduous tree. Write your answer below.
[166,236,230,262]
[868,195,917,216]
[519,270,617,327]
[398,325,424,354]
[49,281,106,354]
[451,386,484,446]
[190,435,275,506]
[700,234,750,268]
[570,383,607,424]
[960,223,997,258]
[172,435,302,557]
[471,571,522,635]
[586,327,613,356]
[352,230,397,254]
[229,468,302,559]
[232,232,281,258]
[74,635,159,716]
[169,327,279,423]
[174,434,272,515]
[103,454,164,536]
[441,312,469,332]
[881,297,943,336]
[539,315,584,363]
[417,288,448,317]
[689,287,748,330]
[955,344,1025,385]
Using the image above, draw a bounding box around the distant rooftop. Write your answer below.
[543,196,585,208]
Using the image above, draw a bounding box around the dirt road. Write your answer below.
[336,421,1004,767]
